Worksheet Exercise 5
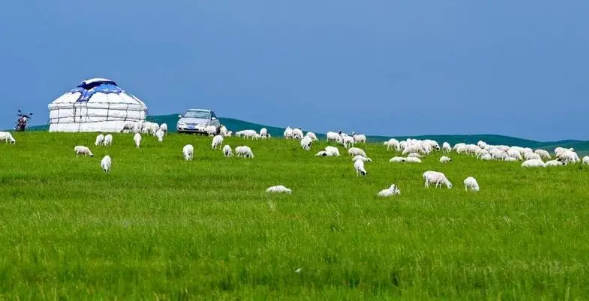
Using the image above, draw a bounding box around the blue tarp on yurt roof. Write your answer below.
[69,78,124,102]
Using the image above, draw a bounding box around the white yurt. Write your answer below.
[48,78,148,132]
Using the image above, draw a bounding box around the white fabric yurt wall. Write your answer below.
[48,78,148,132]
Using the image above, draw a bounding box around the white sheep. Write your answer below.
[326,131,341,143]
[315,151,332,157]
[204,125,217,136]
[74,146,94,157]
[155,129,165,142]
[504,157,518,162]
[534,149,551,160]
[235,146,254,158]
[442,142,451,153]
[220,125,229,137]
[325,146,340,156]
[377,184,401,197]
[405,157,422,163]
[183,144,194,161]
[212,135,224,149]
[284,127,293,139]
[348,147,366,157]
[583,156,589,165]
[386,138,400,151]
[440,156,452,163]
[463,176,479,192]
[104,134,113,146]
[352,155,371,162]
[0,132,15,144]
[223,145,233,157]
[521,159,545,168]
[260,128,268,138]
[354,158,367,176]
[342,136,355,148]
[300,136,313,151]
[423,171,452,189]
[266,185,292,193]
[558,150,580,164]
[133,133,142,148]
[160,123,168,135]
[305,132,318,141]
[95,134,105,146]
[545,159,566,167]
[389,157,406,163]
[353,134,367,143]
[100,155,112,172]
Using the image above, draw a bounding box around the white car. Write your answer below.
[177,109,221,134]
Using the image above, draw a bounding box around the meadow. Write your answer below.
[1,132,589,300]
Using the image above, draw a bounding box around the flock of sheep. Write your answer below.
[3,122,589,197]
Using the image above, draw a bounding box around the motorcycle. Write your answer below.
[15,110,33,132]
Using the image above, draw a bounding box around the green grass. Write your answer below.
[1,132,589,300]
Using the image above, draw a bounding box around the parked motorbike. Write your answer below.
[15,110,33,131]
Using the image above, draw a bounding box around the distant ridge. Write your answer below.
[25,114,589,152]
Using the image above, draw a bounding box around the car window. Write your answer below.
[211,111,217,118]
[184,111,210,119]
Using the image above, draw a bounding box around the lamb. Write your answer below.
[266,185,292,193]
[583,156,589,165]
[260,128,268,138]
[352,155,371,162]
[463,176,479,192]
[377,184,401,197]
[120,122,135,133]
[156,129,165,142]
[223,145,233,157]
[342,136,355,148]
[219,125,229,137]
[0,132,16,144]
[300,136,313,151]
[545,159,566,167]
[558,150,580,164]
[74,146,94,157]
[100,155,112,172]
[95,134,105,146]
[389,157,406,163]
[326,131,341,143]
[305,132,318,141]
[204,125,217,136]
[235,146,254,158]
[524,152,541,161]
[212,135,224,149]
[104,134,113,146]
[348,147,367,157]
[423,171,452,189]
[354,158,367,176]
[534,149,551,160]
[442,142,451,153]
[133,133,142,148]
[325,146,340,156]
[405,157,422,163]
[292,128,304,140]
[353,134,367,143]
[439,156,452,163]
[315,151,332,157]
[160,123,168,135]
[237,130,257,139]
[183,144,194,161]
[521,159,545,168]
[284,127,293,139]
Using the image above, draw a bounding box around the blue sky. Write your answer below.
[1,0,588,141]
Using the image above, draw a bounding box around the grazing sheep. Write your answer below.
[155,129,165,142]
[183,144,194,161]
[352,155,371,162]
[558,150,580,164]
[326,131,341,143]
[480,154,492,161]
[545,159,566,167]
[120,122,135,133]
[292,128,304,140]
[521,159,546,168]
[442,142,451,153]
[305,132,318,141]
[583,156,589,165]
[300,136,313,151]
[220,125,229,137]
[463,176,479,192]
[342,136,355,148]
[223,145,233,157]
[377,184,401,197]
[236,130,257,139]
[212,135,224,149]
[534,149,551,160]
[354,158,367,176]
[204,125,217,136]
[348,147,367,157]
[504,157,518,162]
[315,151,332,157]
[100,155,112,172]
[133,133,142,148]
[353,134,367,143]
[95,134,105,146]
[266,185,292,193]
[235,146,254,158]
[0,132,15,144]
[260,128,268,138]
[423,171,452,189]
[389,157,406,163]
[405,157,422,163]
[284,127,293,139]
[440,156,452,163]
[74,146,94,157]
[325,146,340,157]
[160,123,168,135]
[104,134,113,146]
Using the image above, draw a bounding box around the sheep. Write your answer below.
[120,122,135,133]
[100,155,112,172]
[480,154,492,161]
[235,146,254,158]
[583,156,589,165]
[305,132,318,141]
[558,150,580,164]
[260,128,268,138]
[204,125,217,136]
[300,136,313,151]
[504,157,518,162]
[354,158,367,176]
[407,153,421,158]
[212,135,224,149]
[439,156,452,163]
[284,127,293,139]
[353,134,367,143]
[377,184,401,197]
[104,134,113,146]
[326,131,341,143]
[74,146,94,157]
[545,159,566,167]
[524,152,541,161]
[237,130,257,139]
[183,144,194,161]
[342,136,355,148]
[405,157,422,163]
[325,146,340,156]
[315,151,332,157]
[156,129,165,142]
[223,145,233,157]
[389,157,406,163]
[442,142,451,153]
[133,133,142,148]
[292,128,304,140]
[521,159,545,168]
[463,176,479,192]
[160,123,168,135]
[266,185,292,193]
[95,134,105,146]
[352,155,371,162]
[220,125,229,137]
[0,132,16,144]
[348,147,367,157]
[534,149,551,160]
[423,171,452,189]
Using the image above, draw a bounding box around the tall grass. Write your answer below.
[0,132,588,300]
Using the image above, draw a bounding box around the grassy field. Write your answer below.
[1,132,589,300]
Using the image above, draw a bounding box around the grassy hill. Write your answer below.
[0,132,588,298]
[25,114,589,152]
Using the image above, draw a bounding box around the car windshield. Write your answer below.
[183,111,210,119]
